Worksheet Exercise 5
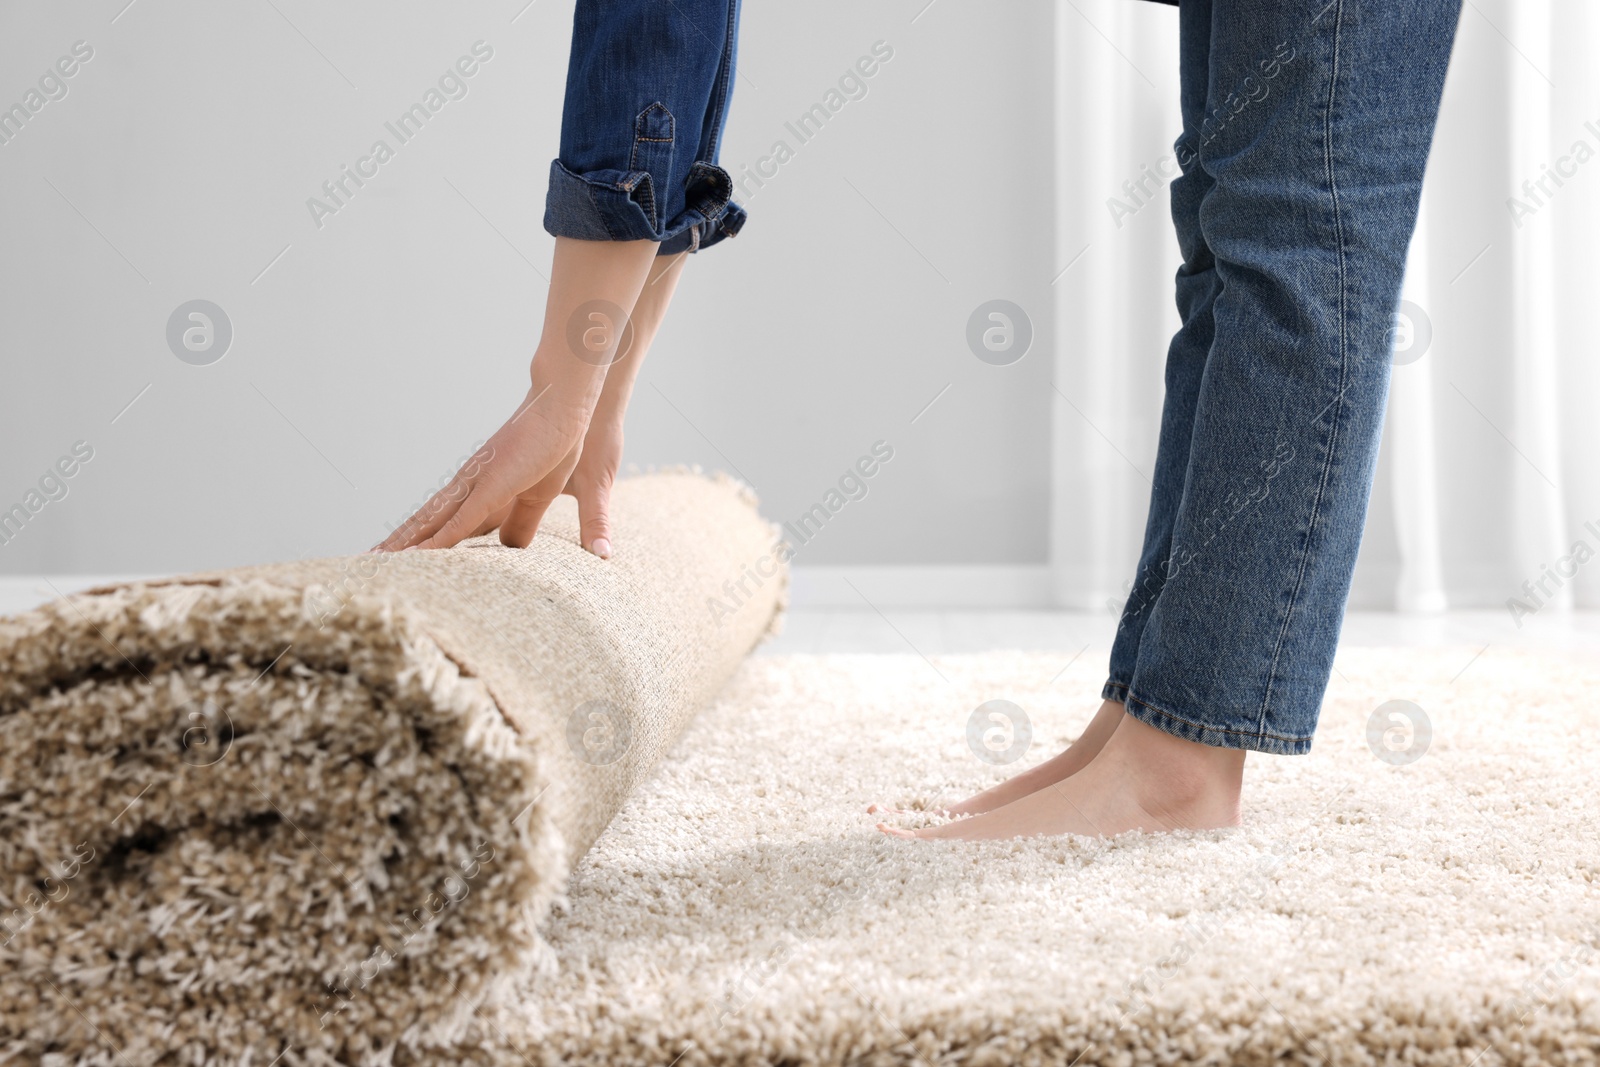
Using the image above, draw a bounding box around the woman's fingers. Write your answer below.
[497,476,565,548]
[415,481,503,551]
[497,445,582,549]
[469,502,514,539]
[497,495,556,550]
[573,477,614,559]
[376,475,475,552]
[562,411,624,559]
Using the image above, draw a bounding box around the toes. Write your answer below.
[875,823,919,840]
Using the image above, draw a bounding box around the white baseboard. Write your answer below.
[789,565,1063,608]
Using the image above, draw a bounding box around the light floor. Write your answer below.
[760,608,1600,659]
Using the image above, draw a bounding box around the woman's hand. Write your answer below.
[374,240,686,556]
[373,383,590,552]
[557,251,687,558]
[374,237,658,552]
[560,390,627,558]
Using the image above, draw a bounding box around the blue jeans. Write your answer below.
[544,0,746,255]
[1104,0,1463,754]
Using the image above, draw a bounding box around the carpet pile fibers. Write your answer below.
[0,471,784,1066]
[508,646,1600,1067]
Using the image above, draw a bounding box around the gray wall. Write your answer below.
[0,0,1057,576]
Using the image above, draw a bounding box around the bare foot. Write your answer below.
[877,712,1244,842]
[865,698,1126,818]
[942,697,1127,817]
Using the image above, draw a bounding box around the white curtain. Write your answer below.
[1050,0,1600,614]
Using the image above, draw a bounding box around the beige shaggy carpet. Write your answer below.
[486,646,1600,1067]
[6,503,1598,1067]
[0,471,785,1066]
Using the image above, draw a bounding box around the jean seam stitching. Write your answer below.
[689,161,733,224]
[703,0,738,165]
[629,103,674,232]
[1256,0,1347,739]
[589,180,620,241]
[629,102,675,174]
[1128,691,1310,746]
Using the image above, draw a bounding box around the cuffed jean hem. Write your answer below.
[543,158,746,255]
[1117,686,1314,756]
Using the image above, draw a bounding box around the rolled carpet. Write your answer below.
[0,470,786,1066]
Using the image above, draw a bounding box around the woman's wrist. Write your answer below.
[527,348,607,426]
